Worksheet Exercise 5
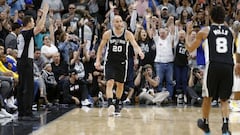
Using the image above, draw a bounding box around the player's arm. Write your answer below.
[95,30,110,69]
[185,22,208,53]
[126,30,144,59]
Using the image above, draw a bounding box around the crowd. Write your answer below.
[0,0,239,119]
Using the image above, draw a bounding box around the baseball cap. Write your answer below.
[161,6,168,11]
[69,69,77,75]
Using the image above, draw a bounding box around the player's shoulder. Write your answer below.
[103,30,112,38]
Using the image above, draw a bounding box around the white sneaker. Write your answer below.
[5,98,18,110]
[81,99,92,106]
[123,98,131,104]
[0,109,13,118]
[108,105,115,116]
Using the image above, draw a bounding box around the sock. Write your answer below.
[203,118,209,125]
[108,98,113,106]
[223,117,229,124]
[222,118,229,133]
[116,99,120,106]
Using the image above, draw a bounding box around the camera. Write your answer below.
[192,68,200,76]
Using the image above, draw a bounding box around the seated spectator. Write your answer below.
[0,44,18,79]
[51,52,69,102]
[34,48,47,71]
[33,63,50,106]
[134,64,169,105]
[6,49,17,72]
[41,63,58,103]
[62,69,92,106]
[0,74,17,118]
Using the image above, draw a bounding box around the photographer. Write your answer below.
[135,64,169,105]
[186,67,203,106]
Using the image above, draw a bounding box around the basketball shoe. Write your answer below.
[197,119,210,135]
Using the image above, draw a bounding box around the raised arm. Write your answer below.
[185,22,208,52]
[34,3,49,35]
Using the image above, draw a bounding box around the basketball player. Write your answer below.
[185,6,234,135]
[95,15,144,116]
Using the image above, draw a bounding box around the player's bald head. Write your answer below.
[113,15,122,22]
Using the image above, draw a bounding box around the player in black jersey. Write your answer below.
[95,15,144,116]
[186,6,234,135]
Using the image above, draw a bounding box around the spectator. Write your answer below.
[51,52,68,102]
[157,0,176,17]
[7,0,25,16]
[147,14,175,101]
[34,48,47,71]
[62,68,91,106]
[62,4,81,31]
[187,67,203,106]
[173,29,189,103]
[176,0,193,18]
[135,64,169,105]
[41,0,64,19]
[40,18,58,63]
[5,22,22,50]
[41,63,58,103]
[58,32,79,65]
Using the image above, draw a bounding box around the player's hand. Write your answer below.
[94,61,101,70]
[235,63,240,76]
[138,51,145,60]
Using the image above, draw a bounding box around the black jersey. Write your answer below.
[174,41,189,66]
[106,29,128,62]
[205,25,234,65]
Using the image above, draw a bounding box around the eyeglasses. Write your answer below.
[69,7,75,9]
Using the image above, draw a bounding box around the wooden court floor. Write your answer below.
[31,106,240,135]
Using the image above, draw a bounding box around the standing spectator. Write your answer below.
[135,25,155,67]
[7,0,25,16]
[157,0,176,17]
[41,0,64,19]
[173,29,189,103]
[176,0,193,18]
[62,4,81,31]
[58,32,79,65]
[147,13,175,101]
[40,17,58,63]
[16,3,49,121]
